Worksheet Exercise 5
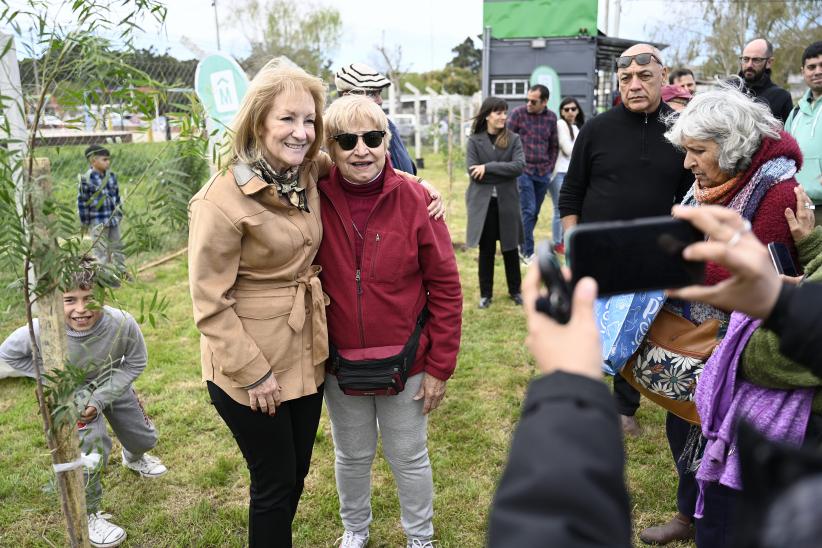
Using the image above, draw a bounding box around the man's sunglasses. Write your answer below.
[346,88,383,99]
[332,131,386,151]
[615,52,662,69]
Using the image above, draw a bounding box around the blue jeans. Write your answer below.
[549,172,566,246]
[517,172,551,256]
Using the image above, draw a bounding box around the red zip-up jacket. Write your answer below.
[316,163,462,381]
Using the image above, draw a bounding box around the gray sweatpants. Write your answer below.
[79,386,158,512]
[324,373,434,541]
[90,223,125,271]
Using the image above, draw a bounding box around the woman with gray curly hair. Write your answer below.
[644,83,805,547]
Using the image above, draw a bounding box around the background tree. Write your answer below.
[233,0,342,79]
[652,0,822,86]
[446,36,481,73]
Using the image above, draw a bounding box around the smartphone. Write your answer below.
[567,216,706,296]
[767,242,800,277]
[536,240,571,324]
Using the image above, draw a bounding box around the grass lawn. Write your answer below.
[0,150,693,547]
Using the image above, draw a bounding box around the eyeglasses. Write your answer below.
[332,131,386,151]
[527,98,543,105]
[346,88,383,99]
[739,56,770,65]
[561,106,578,112]
[615,52,662,69]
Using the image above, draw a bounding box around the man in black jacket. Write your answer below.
[558,46,693,427]
[739,38,793,123]
[558,42,695,545]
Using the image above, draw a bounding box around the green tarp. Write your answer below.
[483,0,598,39]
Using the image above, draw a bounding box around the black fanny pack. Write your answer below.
[330,308,428,396]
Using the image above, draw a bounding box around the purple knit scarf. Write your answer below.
[693,311,813,518]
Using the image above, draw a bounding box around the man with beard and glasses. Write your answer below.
[739,38,793,123]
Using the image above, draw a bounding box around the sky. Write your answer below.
[140,0,671,70]
[7,0,675,70]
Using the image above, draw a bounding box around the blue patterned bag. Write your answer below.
[596,291,665,375]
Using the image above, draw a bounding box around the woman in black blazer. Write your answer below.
[465,97,526,308]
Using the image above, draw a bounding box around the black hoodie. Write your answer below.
[739,69,794,123]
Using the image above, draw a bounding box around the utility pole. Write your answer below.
[212,0,221,51]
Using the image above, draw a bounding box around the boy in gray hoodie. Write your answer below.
[0,263,166,548]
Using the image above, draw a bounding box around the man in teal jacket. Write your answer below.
[786,41,822,225]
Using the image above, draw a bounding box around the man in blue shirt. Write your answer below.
[78,144,125,273]
[334,63,417,175]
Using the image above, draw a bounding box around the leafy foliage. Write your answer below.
[233,0,342,79]
[653,0,822,86]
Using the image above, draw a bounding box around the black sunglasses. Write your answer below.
[562,106,578,112]
[332,130,386,151]
[615,52,662,69]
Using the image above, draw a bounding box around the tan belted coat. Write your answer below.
[188,158,331,405]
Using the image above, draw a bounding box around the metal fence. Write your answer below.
[14,38,210,269]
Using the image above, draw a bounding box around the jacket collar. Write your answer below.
[619,101,668,120]
[320,158,404,201]
[232,160,316,197]
[738,69,774,92]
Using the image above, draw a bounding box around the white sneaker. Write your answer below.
[520,253,534,266]
[122,450,167,478]
[87,512,126,548]
[335,530,369,548]
[407,539,437,548]
[405,538,439,548]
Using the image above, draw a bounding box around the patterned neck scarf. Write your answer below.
[693,174,742,205]
[251,157,309,212]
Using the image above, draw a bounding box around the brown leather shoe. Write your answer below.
[621,415,643,437]
[639,513,695,545]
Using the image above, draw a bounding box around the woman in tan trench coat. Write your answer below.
[188,60,330,547]
[188,60,443,547]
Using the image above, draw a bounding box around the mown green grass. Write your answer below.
[0,150,693,547]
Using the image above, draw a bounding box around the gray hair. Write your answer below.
[664,79,781,175]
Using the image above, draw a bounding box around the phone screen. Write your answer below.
[568,216,706,296]
[768,242,800,277]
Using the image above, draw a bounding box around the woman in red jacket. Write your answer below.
[314,95,462,548]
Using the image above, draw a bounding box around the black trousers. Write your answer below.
[479,197,521,298]
[666,412,699,519]
[208,381,324,548]
[613,374,641,416]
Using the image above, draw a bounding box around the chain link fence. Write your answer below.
[19,44,210,263]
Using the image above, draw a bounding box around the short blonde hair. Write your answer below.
[223,59,326,166]
[324,95,392,163]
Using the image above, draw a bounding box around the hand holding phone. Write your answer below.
[535,240,572,324]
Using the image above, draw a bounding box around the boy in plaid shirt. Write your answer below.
[78,145,125,273]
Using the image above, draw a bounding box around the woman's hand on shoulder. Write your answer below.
[247,374,282,416]
[785,185,815,244]
[419,179,446,220]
